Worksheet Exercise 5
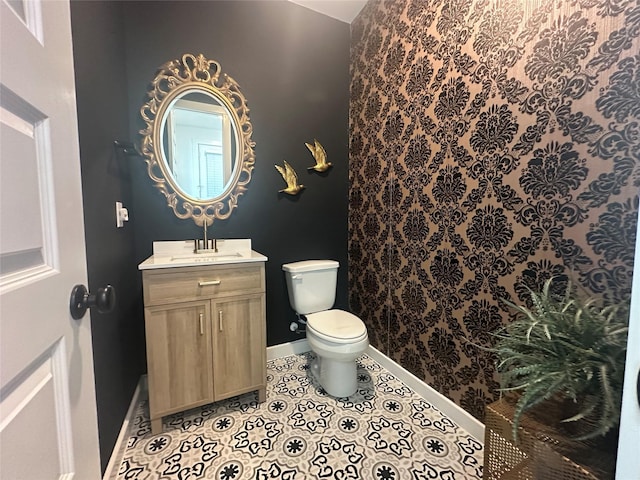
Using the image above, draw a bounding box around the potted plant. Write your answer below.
[493,278,629,443]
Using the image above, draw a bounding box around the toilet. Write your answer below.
[282,260,368,397]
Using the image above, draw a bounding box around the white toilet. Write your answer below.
[282,260,368,397]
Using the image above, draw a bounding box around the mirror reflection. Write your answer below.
[161,91,237,201]
[138,53,255,227]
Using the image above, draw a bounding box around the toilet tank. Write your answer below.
[282,260,339,315]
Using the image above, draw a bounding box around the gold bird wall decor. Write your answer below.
[275,160,305,195]
[306,139,332,172]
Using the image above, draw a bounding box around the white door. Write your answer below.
[616,205,640,479]
[0,0,101,479]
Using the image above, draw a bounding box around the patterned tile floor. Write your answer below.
[110,352,483,479]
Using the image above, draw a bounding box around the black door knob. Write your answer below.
[69,284,116,319]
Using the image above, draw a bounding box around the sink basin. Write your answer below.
[170,252,243,263]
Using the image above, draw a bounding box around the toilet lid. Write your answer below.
[306,309,367,343]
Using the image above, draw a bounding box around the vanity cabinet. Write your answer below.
[142,262,266,434]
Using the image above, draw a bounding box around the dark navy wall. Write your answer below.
[70,1,145,473]
[72,0,349,471]
[122,1,351,346]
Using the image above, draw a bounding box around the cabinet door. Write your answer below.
[145,301,213,417]
[212,294,266,400]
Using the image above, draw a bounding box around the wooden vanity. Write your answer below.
[139,241,267,434]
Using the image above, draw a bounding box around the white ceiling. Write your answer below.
[288,0,367,24]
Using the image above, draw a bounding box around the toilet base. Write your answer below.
[310,356,358,398]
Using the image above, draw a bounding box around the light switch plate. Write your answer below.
[116,201,129,228]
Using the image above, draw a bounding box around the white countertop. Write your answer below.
[138,239,267,270]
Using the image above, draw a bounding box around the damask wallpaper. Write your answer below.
[349,0,639,420]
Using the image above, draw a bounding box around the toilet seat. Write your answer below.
[306,309,367,344]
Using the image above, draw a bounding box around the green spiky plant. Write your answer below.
[494,278,629,442]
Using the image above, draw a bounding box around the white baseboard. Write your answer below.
[266,338,310,360]
[102,378,144,480]
[365,345,485,441]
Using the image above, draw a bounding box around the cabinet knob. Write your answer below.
[219,310,223,331]
[199,280,221,287]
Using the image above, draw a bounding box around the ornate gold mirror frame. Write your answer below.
[139,53,255,226]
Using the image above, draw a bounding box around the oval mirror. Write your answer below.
[139,53,255,226]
